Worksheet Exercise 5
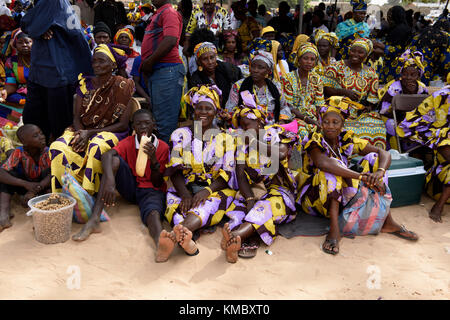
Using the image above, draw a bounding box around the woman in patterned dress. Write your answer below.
[378,49,428,150]
[49,44,134,195]
[281,42,325,139]
[223,107,299,262]
[165,85,236,256]
[313,30,338,78]
[397,73,450,222]
[323,38,386,149]
[226,50,292,124]
[297,102,418,255]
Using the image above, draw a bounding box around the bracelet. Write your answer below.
[204,186,213,195]
[245,196,255,203]
[358,174,363,181]
[377,168,386,175]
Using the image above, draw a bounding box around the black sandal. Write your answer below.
[185,248,200,256]
[388,225,419,241]
[322,238,339,255]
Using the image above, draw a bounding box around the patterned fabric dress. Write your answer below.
[49,75,133,195]
[378,80,429,150]
[323,60,386,149]
[225,78,292,123]
[407,32,450,86]
[165,127,237,228]
[313,56,337,78]
[4,55,29,105]
[281,70,325,139]
[378,43,404,84]
[397,87,450,203]
[297,130,388,218]
[334,19,370,61]
[185,6,230,36]
[225,127,298,245]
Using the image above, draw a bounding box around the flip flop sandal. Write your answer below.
[388,225,418,241]
[185,248,200,256]
[322,238,339,255]
[238,245,258,258]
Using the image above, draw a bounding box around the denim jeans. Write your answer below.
[147,63,185,144]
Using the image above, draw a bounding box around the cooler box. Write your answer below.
[350,156,426,208]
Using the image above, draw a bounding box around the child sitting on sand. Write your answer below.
[72,110,175,263]
[0,124,50,232]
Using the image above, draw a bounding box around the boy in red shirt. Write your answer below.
[0,124,50,232]
[73,109,176,262]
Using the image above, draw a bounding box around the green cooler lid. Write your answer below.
[350,156,423,170]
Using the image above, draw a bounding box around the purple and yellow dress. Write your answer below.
[165,127,237,228]
[397,86,450,203]
[297,130,388,217]
[226,125,298,246]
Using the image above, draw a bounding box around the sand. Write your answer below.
[0,194,448,300]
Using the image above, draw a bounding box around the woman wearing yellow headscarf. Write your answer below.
[287,34,310,67]
[270,40,288,82]
[281,42,325,139]
[313,29,338,77]
[165,84,237,256]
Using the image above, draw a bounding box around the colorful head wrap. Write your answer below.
[194,42,217,60]
[350,38,373,56]
[94,43,129,70]
[397,49,425,76]
[231,91,267,128]
[247,38,272,54]
[261,26,276,37]
[351,0,367,12]
[5,28,26,56]
[113,28,134,47]
[320,97,360,121]
[314,29,338,48]
[295,42,319,67]
[223,29,238,41]
[263,124,299,145]
[291,34,310,54]
[250,49,274,71]
[184,85,222,111]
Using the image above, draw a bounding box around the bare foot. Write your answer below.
[72,219,101,241]
[221,222,233,250]
[0,217,12,232]
[155,230,177,263]
[173,224,198,255]
[429,203,443,223]
[226,235,241,263]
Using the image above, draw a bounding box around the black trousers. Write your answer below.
[23,81,75,141]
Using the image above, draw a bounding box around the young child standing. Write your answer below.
[72,110,175,263]
[0,124,50,232]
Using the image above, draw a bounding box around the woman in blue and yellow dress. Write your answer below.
[334,0,370,61]
[378,49,429,150]
[223,98,299,262]
[297,101,418,255]
[397,73,450,223]
[281,42,325,139]
[165,85,236,256]
[323,38,386,149]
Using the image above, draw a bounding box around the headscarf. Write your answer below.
[93,21,112,38]
[263,124,299,145]
[320,97,355,121]
[397,49,425,76]
[184,85,222,111]
[5,28,26,56]
[113,27,139,58]
[291,34,310,55]
[261,26,276,37]
[314,30,338,48]
[231,90,267,128]
[250,49,274,71]
[351,0,367,12]
[295,42,319,67]
[271,40,287,82]
[194,41,217,61]
[94,43,129,70]
[223,30,238,41]
[350,38,373,56]
[247,38,272,54]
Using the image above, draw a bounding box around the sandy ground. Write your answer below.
[0,194,448,300]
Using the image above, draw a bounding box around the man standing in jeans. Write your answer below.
[140,0,185,144]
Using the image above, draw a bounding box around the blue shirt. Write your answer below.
[131,56,149,95]
[20,0,93,88]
